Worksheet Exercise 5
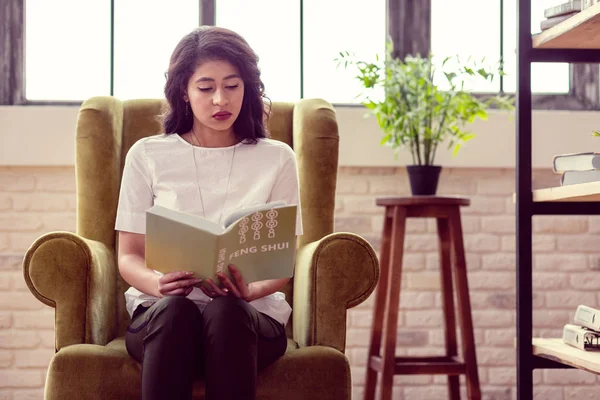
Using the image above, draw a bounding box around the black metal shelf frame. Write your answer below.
[516,1,600,399]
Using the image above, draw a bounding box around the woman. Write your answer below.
[115,26,303,400]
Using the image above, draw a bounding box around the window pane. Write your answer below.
[302,0,386,104]
[431,0,501,92]
[502,0,569,93]
[216,0,300,102]
[25,0,110,101]
[113,0,199,100]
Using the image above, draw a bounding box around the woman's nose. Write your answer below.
[213,89,229,106]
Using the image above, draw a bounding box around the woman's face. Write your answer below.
[184,59,245,135]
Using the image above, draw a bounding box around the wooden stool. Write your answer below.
[364,196,481,400]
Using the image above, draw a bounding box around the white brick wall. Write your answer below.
[1,166,599,400]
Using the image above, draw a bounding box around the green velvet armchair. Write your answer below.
[22,96,379,399]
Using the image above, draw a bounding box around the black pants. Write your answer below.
[125,296,288,400]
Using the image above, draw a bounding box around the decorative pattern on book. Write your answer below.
[238,217,249,244]
[251,211,264,240]
[216,248,226,274]
[266,209,279,238]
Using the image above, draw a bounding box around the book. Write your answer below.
[540,12,580,30]
[574,304,600,331]
[560,169,600,185]
[563,324,600,350]
[145,201,298,285]
[544,0,582,18]
[552,152,600,173]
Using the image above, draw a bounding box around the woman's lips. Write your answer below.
[212,112,232,121]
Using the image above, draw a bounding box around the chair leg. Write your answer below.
[380,206,407,400]
[437,217,460,400]
[364,213,394,400]
[449,208,481,400]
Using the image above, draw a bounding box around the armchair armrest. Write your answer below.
[22,231,117,351]
[293,232,379,352]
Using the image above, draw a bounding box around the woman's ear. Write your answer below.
[183,91,189,102]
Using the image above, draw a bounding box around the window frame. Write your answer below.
[4,0,597,110]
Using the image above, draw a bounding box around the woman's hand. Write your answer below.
[200,265,251,301]
[157,271,203,297]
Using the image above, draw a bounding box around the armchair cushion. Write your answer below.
[23,231,117,350]
[293,233,379,352]
[45,339,349,400]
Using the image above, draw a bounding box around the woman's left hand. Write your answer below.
[200,265,251,302]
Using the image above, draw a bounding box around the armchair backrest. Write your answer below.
[74,96,339,337]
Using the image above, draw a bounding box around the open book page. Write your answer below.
[145,205,220,279]
[148,205,225,235]
[217,205,297,283]
[222,200,287,230]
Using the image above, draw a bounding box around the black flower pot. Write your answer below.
[406,165,442,195]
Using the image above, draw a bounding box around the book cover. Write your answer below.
[573,304,600,331]
[544,0,581,18]
[552,152,600,173]
[540,12,579,30]
[563,324,600,350]
[145,201,297,284]
[560,169,600,185]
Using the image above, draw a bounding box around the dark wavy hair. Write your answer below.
[162,26,270,143]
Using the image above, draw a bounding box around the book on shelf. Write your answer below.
[540,11,580,30]
[145,201,298,285]
[562,305,600,350]
[574,304,600,331]
[552,152,600,173]
[544,0,582,18]
[562,324,600,350]
[560,169,600,185]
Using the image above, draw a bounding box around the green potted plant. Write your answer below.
[337,42,514,195]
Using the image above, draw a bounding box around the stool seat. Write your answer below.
[375,195,470,207]
[364,195,481,400]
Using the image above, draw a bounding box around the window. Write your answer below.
[431,0,501,92]
[302,0,386,103]
[25,0,111,101]
[502,0,569,93]
[216,0,301,102]
[22,0,574,104]
[113,0,200,100]
[24,0,385,104]
[431,0,570,94]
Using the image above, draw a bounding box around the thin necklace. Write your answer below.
[189,127,237,224]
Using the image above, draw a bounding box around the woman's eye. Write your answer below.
[226,85,239,90]
[199,88,212,92]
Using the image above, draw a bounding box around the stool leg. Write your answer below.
[380,206,407,400]
[449,208,481,400]
[437,217,460,400]
[364,212,394,400]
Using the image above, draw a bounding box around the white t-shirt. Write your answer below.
[115,133,303,325]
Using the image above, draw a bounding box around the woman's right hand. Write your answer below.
[157,271,203,297]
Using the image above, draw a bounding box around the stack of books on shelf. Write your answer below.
[540,0,582,31]
[552,152,600,185]
[563,305,600,350]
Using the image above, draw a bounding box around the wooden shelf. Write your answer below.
[532,181,600,202]
[533,338,600,374]
[533,2,600,49]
